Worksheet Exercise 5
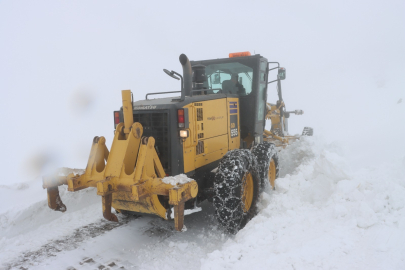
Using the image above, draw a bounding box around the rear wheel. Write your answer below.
[252,142,279,190]
[213,149,260,234]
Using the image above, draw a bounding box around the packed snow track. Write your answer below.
[0,137,404,270]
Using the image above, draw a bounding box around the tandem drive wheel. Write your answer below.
[252,142,280,191]
[213,149,260,234]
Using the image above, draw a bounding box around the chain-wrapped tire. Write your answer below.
[252,142,279,191]
[213,149,260,234]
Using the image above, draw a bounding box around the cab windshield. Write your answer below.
[204,62,254,96]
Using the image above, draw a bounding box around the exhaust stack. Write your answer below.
[179,54,192,97]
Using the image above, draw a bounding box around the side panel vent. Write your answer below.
[196,141,204,155]
[198,133,204,139]
[197,108,203,121]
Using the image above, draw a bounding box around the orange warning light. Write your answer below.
[229,51,251,58]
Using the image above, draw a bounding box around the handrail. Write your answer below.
[145,91,181,100]
[267,62,280,85]
[146,88,224,100]
[190,88,223,96]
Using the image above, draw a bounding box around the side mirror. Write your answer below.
[278,68,286,80]
[294,110,303,115]
[163,69,180,80]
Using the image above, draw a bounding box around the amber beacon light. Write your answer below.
[229,51,251,58]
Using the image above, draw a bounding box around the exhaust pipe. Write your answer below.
[179,54,192,97]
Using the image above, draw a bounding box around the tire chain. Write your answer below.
[213,149,259,234]
[252,142,279,190]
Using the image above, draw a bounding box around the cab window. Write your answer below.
[205,62,254,95]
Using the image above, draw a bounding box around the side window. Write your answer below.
[257,60,267,121]
[257,84,266,121]
[260,61,267,70]
[237,72,253,95]
[259,61,267,82]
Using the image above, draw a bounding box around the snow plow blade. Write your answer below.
[42,90,198,231]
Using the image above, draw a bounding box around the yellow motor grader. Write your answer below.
[43,52,311,233]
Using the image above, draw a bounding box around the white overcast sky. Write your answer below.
[1,0,404,184]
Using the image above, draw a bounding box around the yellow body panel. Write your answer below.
[195,135,228,168]
[183,146,195,173]
[183,97,240,172]
[196,134,228,155]
[195,149,227,168]
[198,99,228,138]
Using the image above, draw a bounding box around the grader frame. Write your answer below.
[43,90,198,231]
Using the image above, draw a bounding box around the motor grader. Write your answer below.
[43,51,311,233]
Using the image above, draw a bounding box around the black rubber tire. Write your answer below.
[252,142,280,191]
[213,149,260,234]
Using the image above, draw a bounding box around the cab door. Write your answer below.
[254,59,268,137]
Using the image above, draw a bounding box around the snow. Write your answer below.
[1,137,404,269]
[169,207,202,219]
[201,137,405,270]
[162,174,194,186]
[1,1,403,269]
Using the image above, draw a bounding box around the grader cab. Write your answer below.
[43,52,311,233]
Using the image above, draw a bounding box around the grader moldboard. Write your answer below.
[43,52,312,233]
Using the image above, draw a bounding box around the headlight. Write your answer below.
[179,130,189,138]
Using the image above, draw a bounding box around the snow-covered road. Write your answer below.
[1,137,404,270]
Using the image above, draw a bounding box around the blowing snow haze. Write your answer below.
[0,1,405,269]
[0,0,404,184]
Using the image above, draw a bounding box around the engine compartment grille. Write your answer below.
[196,141,204,155]
[133,112,170,174]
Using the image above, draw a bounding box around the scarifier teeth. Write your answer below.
[104,213,118,222]
[47,187,67,212]
[55,194,67,212]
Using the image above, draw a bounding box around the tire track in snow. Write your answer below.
[3,215,140,270]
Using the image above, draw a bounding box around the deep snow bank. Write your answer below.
[0,174,101,265]
[201,137,405,270]
[1,137,404,269]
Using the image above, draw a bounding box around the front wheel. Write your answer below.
[213,149,260,234]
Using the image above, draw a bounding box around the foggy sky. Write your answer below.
[1,0,404,184]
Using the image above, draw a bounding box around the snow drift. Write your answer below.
[0,137,404,269]
[201,137,405,270]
